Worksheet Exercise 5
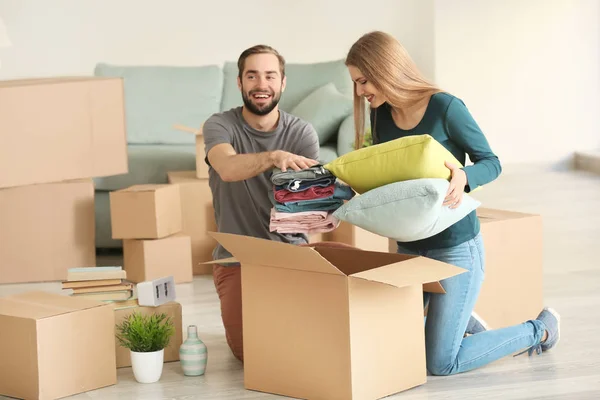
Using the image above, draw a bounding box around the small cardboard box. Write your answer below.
[209,232,465,400]
[0,179,96,284]
[173,124,209,179]
[323,220,391,253]
[110,184,182,239]
[167,170,216,275]
[0,291,117,400]
[123,233,193,283]
[113,301,183,368]
[474,208,544,329]
[0,77,128,189]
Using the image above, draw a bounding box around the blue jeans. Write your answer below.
[397,233,546,375]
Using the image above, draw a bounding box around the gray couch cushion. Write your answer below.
[95,191,122,249]
[94,63,223,144]
[94,144,196,191]
[319,145,338,164]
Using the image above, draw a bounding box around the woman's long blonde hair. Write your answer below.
[345,31,442,149]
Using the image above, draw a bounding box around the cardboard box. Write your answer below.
[0,77,128,189]
[173,124,209,179]
[123,233,193,283]
[323,220,391,253]
[208,232,465,400]
[167,171,216,275]
[110,184,182,239]
[0,180,96,284]
[0,291,117,400]
[113,301,183,368]
[474,208,544,329]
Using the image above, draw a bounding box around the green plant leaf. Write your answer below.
[115,311,175,353]
[351,127,373,149]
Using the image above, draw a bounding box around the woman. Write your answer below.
[345,31,560,376]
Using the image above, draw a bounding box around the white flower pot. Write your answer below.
[130,349,165,383]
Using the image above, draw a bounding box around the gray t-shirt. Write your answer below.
[203,106,320,261]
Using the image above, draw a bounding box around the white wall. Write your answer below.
[434,0,600,165]
[1,0,597,164]
[0,0,434,80]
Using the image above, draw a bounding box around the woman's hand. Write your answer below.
[443,161,467,209]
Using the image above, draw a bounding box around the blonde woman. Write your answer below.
[345,31,560,375]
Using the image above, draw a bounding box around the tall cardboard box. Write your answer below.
[167,171,216,275]
[0,77,128,189]
[324,220,391,252]
[474,208,544,329]
[113,301,183,368]
[173,124,209,179]
[0,179,96,284]
[0,291,117,400]
[109,184,182,239]
[209,232,465,400]
[123,233,193,283]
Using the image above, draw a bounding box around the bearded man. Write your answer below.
[202,45,327,361]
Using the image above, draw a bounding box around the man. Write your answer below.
[203,45,326,361]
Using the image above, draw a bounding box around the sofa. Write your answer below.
[92,59,358,249]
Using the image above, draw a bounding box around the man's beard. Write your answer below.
[242,86,282,116]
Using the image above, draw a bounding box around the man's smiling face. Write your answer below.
[238,53,285,116]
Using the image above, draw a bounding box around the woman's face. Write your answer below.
[348,65,386,108]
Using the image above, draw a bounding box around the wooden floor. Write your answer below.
[1,164,599,399]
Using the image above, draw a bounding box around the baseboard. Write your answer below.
[574,150,600,176]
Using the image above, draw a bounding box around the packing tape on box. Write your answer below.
[137,276,177,307]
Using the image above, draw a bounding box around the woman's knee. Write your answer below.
[427,361,456,376]
[426,352,458,376]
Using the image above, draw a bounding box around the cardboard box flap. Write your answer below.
[350,256,466,290]
[208,232,344,275]
[120,184,167,193]
[173,124,203,137]
[167,171,199,184]
[200,257,239,265]
[477,207,536,222]
[0,76,118,88]
[0,291,104,319]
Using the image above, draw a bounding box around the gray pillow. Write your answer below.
[290,82,352,145]
[332,178,481,242]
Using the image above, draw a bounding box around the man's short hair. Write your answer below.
[237,45,286,79]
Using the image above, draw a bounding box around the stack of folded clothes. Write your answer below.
[268,165,355,235]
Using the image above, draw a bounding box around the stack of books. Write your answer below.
[62,266,136,303]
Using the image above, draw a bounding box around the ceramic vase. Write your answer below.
[179,325,208,376]
[130,348,165,383]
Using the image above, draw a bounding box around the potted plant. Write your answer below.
[351,127,374,150]
[116,311,175,383]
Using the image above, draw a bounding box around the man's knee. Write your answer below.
[213,265,244,361]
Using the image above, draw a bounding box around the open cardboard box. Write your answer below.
[205,232,466,400]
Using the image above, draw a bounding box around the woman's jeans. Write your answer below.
[397,233,545,375]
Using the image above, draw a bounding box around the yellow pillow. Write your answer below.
[324,134,463,194]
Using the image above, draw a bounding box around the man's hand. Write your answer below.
[443,161,468,209]
[270,150,319,172]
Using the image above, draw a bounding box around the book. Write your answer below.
[71,290,133,301]
[61,279,123,289]
[70,282,133,294]
[66,266,126,281]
